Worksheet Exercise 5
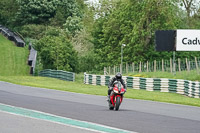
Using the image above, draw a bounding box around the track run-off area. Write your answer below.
[0,81,200,133]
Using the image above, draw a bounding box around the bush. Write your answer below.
[78,51,98,73]
[19,24,47,39]
[35,28,78,72]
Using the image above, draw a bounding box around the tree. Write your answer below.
[181,0,200,17]
[63,16,83,37]
[19,24,47,39]
[15,0,82,26]
[15,0,57,25]
[179,0,200,26]
[35,28,78,72]
[0,0,19,27]
[92,0,183,70]
[50,0,83,27]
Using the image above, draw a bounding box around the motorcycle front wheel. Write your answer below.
[115,97,121,111]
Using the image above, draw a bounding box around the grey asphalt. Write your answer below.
[0,81,200,133]
[0,111,96,133]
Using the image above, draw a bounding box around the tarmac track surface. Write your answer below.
[0,81,200,133]
[0,111,96,133]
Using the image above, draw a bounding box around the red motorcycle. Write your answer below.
[108,81,126,111]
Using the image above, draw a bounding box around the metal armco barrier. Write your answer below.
[84,73,200,98]
[28,43,37,74]
[39,69,75,82]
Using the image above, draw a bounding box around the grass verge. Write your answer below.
[0,75,200,107]
[128,70,200,81]
[0,34,29,76]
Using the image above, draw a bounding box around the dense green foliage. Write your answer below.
[91,0,200,70]
[1,0,200,73]
[15,0,82,26]
[35,28,78,72]
[0,0,19,27]
[63,16,83,36]
[0,34,29,76]
[13,0,84,72]
[19,24,47,40]
[15,0,56,25]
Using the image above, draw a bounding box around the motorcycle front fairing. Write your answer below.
[110,82,125,106]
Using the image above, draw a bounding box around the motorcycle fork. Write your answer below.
[115,95,123,103]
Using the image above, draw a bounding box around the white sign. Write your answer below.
[176,29,200,51]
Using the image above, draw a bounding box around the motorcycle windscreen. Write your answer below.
[117,82,122,92]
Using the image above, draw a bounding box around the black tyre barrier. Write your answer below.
[0,25,25,47]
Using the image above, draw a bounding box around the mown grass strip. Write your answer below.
[0,34,29,76]
[128,70,200,81]
[0,76,200,107]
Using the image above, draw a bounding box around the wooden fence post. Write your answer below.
[186,58,189,72]
[162,59,164,72]
[139,61,142,73]
[104,67,107,75]
[132,63,134,73]
[189,61,191,71]
[109,66,111,75]
[126,63,128,74]
[154,60,156,72]
[195,57,199,74]
[178,58,181,72]
[170,58,172,73]
[147,61,149,72]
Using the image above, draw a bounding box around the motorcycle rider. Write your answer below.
[107,72,126,101]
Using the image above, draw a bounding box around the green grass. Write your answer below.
[0,76,107,95]
[128,70,200,81]
[0,33,200,107]
[0,34,30,76]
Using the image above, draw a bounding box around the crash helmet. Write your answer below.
[115,72,122,81]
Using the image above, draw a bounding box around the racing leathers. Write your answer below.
[107,77,126,96]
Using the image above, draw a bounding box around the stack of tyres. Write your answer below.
[139,78,146,90]
[168,79,177,93]
[127,77,133,88]
[153,79,161,91]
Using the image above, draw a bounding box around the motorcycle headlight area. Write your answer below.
[113,89,118,93]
